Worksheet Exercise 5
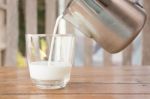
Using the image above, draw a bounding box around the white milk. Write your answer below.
[48,15,64,64]
[29,61,71,80]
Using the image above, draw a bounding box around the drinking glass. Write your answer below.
[26,34,75,89]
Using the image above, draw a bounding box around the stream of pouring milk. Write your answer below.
[48,15,64,64]
[29,15,72,80]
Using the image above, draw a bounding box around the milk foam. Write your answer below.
[29,61,71,80]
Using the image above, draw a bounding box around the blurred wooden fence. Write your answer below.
[0,0,150,66]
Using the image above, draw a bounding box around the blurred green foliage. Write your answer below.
[38,0,45,34]
[18,0,25,56]
[18,0,45,67]
[17,52,26,68]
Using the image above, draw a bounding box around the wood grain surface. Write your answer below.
[0,66,150,99]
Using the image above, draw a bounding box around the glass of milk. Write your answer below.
[26,34,75,89]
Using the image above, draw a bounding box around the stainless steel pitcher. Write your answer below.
[63,0,147,53]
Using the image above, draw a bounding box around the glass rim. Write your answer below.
[26,33,74,37]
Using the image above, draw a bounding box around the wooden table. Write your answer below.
[0,66,150,99]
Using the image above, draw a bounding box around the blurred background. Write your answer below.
[0,0,150,67]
